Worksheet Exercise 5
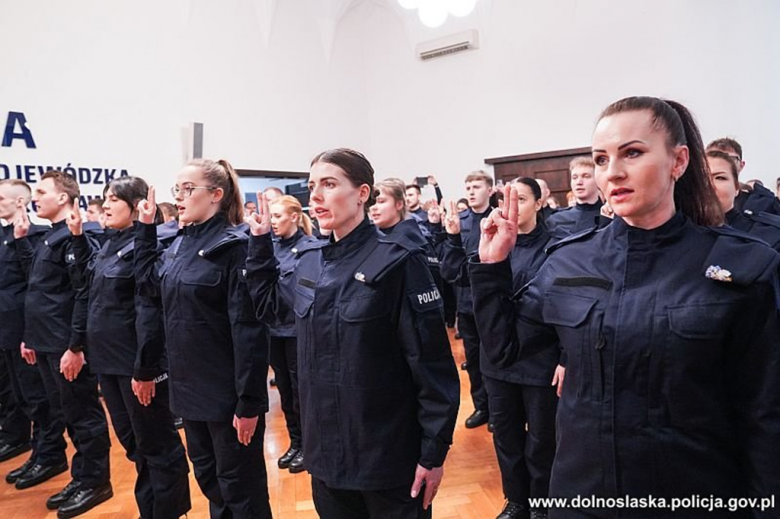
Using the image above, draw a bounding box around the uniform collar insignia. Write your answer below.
[705,265,732,283]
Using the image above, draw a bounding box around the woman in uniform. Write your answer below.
[471,97,780,518]
[482,178,559,519]
[245,148,460,519]
[134,159,271,519]
[707,150,780,252]
[265,195,317,474]
[68,176,190,519]
[370,178,442,289]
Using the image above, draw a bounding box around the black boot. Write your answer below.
[278,446,300,469]
[497,501,529,519]
[57,483,113,518]
[464,409,489,429]
[289,451,305,474]
[15,461,68,489]
[5,457,35,484]
[0,442,31,463]
[47,480,82,510]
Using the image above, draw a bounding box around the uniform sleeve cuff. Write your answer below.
[447,233,463,246]
[419,437,449,469]
[136,222,158,243]
[235,397,266,418]
[133,366,163,382]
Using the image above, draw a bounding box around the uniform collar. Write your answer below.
[575,200,603,212]
[182,213,226,237]
[50,219,68,231]
[322,217,374,261]
[725,207,740,225]
[515,223,546,247]
[278,228,304,247]
[612,211,688,248]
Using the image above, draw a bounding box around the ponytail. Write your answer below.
[189,158,244,225]
[598,96,724,227]
[270,195,312,237]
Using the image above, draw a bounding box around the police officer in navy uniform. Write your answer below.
[545,157,602,240]
[0,179,61,479]
[14,171,113,518]
[134,159,271,519]
[264,194,318,474]
[69,176,191,519]
[472,97,780,518]
[707,150,780,252]
[371,178,443,290]
[437,170,494,429]
[479,178,559,519]
[707,137,780,217]
[246,149,459,519]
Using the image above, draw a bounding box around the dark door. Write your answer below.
[486,147,591,207]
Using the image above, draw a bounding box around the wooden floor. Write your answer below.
[0,330,505,518]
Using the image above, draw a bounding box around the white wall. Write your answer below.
[1,0,778,208]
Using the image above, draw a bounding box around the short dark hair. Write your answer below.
[311,148,375,211]
[88,198,104,211]
[707,137,743,160]
[158,202,178,221]
[512,177,542,200]
[41,171,79,202]
[104,176,162,224]
[244,201,257,208]
[405,184,421,195]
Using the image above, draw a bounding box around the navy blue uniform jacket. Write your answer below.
[247,218,459,491]
[470,213,780,518]
[134,214,269,422]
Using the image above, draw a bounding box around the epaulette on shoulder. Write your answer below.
[353,240,413,285]
[702,227,779,285]
[380,220,427,251]
[27,224,50,237]
[293,237,327,257]
[201,227,248,257]
[544,226,599,254]
[743,209,780,231]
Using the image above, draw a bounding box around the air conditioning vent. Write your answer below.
[417,30,479,61]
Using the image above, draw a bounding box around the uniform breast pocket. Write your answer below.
[543,291,603,400]
[338,291,396,386]
[179,269,224,304]
[665,302,733,366]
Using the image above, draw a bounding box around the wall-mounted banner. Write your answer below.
[0,111,131,210]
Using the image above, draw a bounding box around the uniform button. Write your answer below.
[292,248,298,254]
[354,272,366,282]
[198,250,205,256]
[2,240,6,245]
[117,251,122,257]
[44,240,48,246]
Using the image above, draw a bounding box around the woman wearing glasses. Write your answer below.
[134,159,272,519]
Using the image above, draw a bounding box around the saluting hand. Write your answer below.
[552,364,566,398]
[243,192,271,236]
[410,464,444,510]
[443,200,461,235]
[132,378,156,406]
[60,349,85,382]
[478,184,518,264]
[233,414,259,446]
[66,198,83,236]
[12,202,30,239]
[137,185,157,225]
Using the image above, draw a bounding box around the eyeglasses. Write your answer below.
[171,185,217,198]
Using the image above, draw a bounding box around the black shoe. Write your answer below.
[57,483,113,518]
[15,461,68,489]
[455,332,462,340]
[461,361,468,370]
[0,442,31,463]
[465,409,489,429]
[278,447,300,469]
[289,451,305,474]
[173,417,184,430]
[530,510,548,519]
[488,422,495,433]
[47,480,82,509]
[6,457,35,484]
[497,501,528,519]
